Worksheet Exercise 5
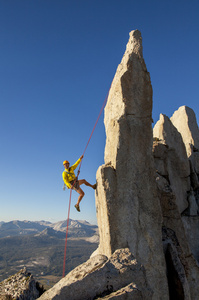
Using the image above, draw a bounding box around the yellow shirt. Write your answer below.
[62,158,81,189]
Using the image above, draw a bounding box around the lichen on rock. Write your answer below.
[0,268,44,300]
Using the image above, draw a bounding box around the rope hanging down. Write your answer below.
[62,87,111,278]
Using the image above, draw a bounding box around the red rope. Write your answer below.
[62,85,111,278]
[62,187,72,278]
[77,87,111,175]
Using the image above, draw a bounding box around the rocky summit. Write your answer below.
[0,268,44,300]
[95,29,168,299]
[3,30,199,299]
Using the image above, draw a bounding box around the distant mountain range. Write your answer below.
[0,219,99,285]
[0,219,98,239]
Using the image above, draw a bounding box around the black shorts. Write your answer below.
[70,179,80,192]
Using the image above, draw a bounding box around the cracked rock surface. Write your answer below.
[0,268,44,300]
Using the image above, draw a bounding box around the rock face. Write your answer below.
[0,268,44,300]
[153,113,190,213]
[95,29,169,299]
[153,106,199,299]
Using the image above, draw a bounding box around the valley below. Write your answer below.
[0,220,98,290]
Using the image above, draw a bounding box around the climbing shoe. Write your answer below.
[75,204,80,212]
[93,184,97,190]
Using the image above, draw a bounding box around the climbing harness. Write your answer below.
[62,85,111,278]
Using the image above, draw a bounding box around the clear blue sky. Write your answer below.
[1,0,199,225]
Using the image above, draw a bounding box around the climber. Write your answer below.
[62,155,96,212]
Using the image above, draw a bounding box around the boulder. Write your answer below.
[38,248,151,300]
[0,268,44,300]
